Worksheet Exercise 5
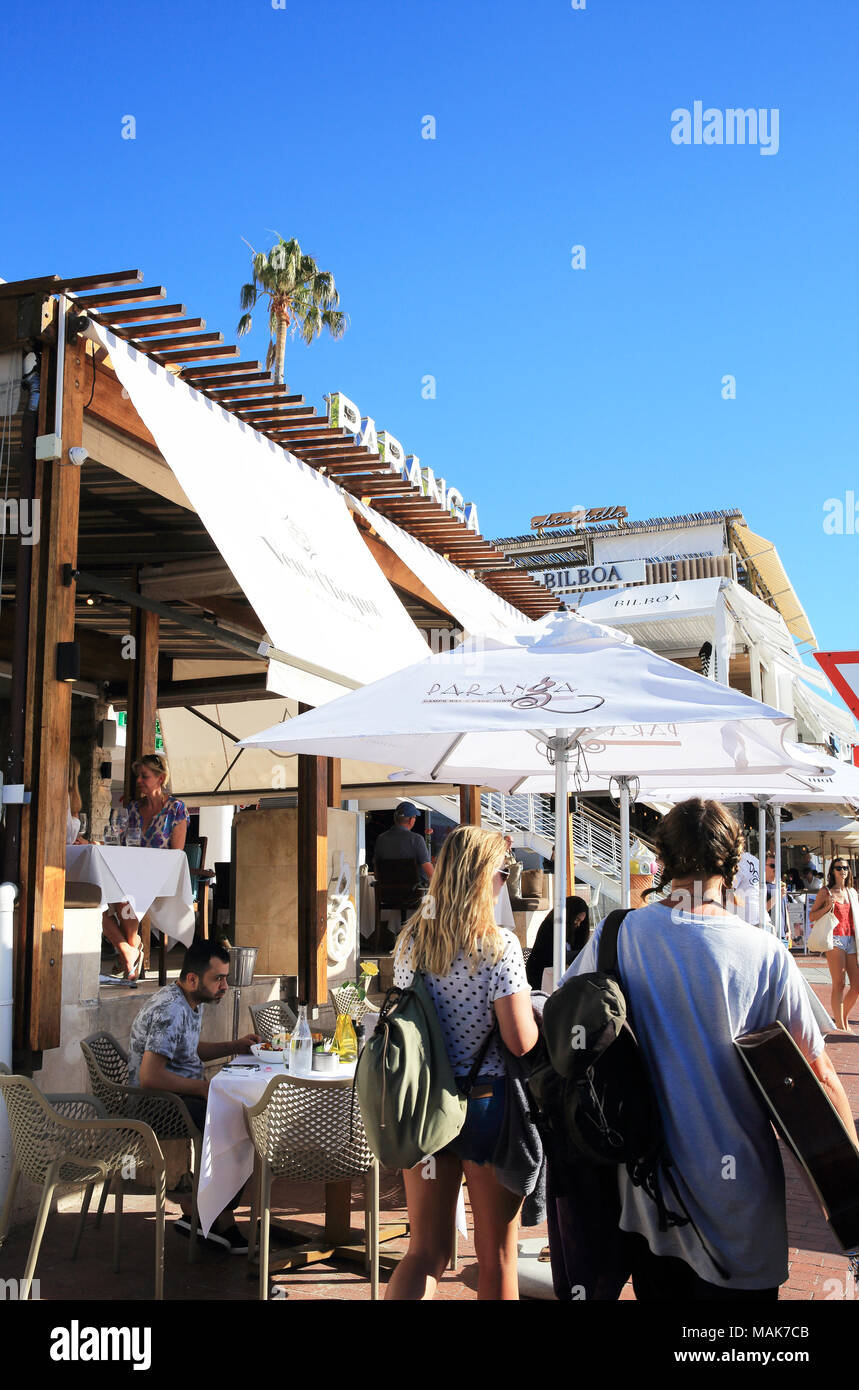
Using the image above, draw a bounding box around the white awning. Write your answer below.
[573,577,724,652]
[158,699,405,803]
[350,497,534,637]
[89,324,430,705]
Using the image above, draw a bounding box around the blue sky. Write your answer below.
[2,0,856,666]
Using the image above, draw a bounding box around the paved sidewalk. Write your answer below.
[0,952,855,1301]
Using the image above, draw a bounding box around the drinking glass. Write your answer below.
[77,813,87,839]
[125,825,142,847]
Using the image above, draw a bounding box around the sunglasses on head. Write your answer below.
[496,867,510,880]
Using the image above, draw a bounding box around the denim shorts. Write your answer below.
[832,936,857,955]
[441,1076,506,1164]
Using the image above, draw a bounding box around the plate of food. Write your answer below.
[250,1041,286,1060]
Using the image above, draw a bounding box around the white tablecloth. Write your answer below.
[198,1061,356,1236]
[65,844,196,946]
[198,1060,467,1238]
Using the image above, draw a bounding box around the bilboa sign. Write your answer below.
[328,392,480,534]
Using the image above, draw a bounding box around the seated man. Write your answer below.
[372,801,434,884]
[128,938,259,1252]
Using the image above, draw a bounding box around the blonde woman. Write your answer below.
[385,825,538,1302]
[103,753,188,983]
[66,756,87,844]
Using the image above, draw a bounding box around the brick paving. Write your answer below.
[1,951,856,1301]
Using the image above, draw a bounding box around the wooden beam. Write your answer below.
[138,332,223,353]
[459,787,481,826]
[297,727,328,1009]
[327,759,342,810]
[123,600,160,803]
[210,386,304,402]
[0,270,142,299]
[123,319,204,339]
[180,360,261,378]
[355,528,454,618]
[91,303,187,325]
[18,305,86,1050]
[75,285,166,309]
[86,361,159,451]
[155,345,238,364]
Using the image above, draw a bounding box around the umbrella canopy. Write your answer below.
[241,609,800,985]
[241,610,793,781]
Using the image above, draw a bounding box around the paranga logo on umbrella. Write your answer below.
[423,676,606,715]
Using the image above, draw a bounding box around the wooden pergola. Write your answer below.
[0,268,553,1062]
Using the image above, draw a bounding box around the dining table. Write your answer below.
[65,843,196,946]
[198,1057,464,1273]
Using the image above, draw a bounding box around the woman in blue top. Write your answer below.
[103,753,189,982]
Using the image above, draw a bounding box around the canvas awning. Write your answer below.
[729,522,816,648]
[88,323,430,705]
[349,497,534,637]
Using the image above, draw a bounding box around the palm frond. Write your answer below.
[236,311,253,337]
[322,309,347,338]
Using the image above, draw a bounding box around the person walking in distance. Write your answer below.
[809,859,859,1032]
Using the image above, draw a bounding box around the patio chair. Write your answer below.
[80,1031,203,1262]
[0,1072,166,1300]
[372,857,425,951]
[244,1074,379,1301]
[249,999,297,1041]
[184,837,216,941]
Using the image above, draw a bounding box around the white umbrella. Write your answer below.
[241,610,797,984]
[626,745,859,934]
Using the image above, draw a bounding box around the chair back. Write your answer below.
[0,1072,156,1187]
[244,1074,373,1183]
[184,841,203,873]
[81,1032,130,1112]
[374,857,424,909]
[250,1000,297,1042]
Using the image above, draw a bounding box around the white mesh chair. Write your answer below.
[249,1000,297,1041]
[0,1072,166,1300]
[244,1074,379,1301]
[80,1031,203,1261]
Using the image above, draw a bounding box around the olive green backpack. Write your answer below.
[355,974,495,1170]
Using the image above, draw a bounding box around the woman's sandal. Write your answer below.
[125,944,145,988]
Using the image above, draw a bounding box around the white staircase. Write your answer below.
[424,791,641,916]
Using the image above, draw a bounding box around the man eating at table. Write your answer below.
[128,939,260,1252]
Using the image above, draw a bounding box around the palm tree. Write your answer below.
[237,236,347,385]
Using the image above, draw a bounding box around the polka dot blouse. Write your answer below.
[393,929,529,1078]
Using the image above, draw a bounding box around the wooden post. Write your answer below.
[327,758,342,810]
[123,600,160,802]
[17,302,85,1050]
[297,705,328,1008]
[459,786,481,826]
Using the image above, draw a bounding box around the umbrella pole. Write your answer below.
[773,803,783,942]
[757,798,769,932]
[552,734,569,989]
[619,778,631,910]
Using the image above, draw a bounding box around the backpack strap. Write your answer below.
[597,908,632,974]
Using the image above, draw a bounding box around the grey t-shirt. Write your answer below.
[563,902,824,1289]
[128,982,203,1085]
[373,826,431,879]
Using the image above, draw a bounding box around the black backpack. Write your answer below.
[529,909,726,1274]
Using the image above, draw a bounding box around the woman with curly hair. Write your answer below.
[562,797,856,1301]
[384,824,538,1301]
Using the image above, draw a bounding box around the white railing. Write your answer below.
[479,792,625,885]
